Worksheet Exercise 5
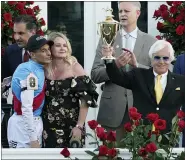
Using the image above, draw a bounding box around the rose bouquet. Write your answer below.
[60,107,185,160]
[1,1,46,56]
[153,1,185,57]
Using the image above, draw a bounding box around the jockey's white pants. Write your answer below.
[7,114,43,148]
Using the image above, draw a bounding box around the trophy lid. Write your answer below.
[99,7,119,24]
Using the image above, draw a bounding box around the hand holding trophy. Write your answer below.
[98,7,119,62]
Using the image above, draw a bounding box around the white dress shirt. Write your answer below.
[121,27,138,52]
[153,71,168,92]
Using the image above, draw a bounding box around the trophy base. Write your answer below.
[101,56,115,63]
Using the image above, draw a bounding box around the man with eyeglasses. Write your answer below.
[103,40,185,144]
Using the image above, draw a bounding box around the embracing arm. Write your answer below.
[91,39,110,83]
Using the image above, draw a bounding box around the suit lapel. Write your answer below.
[160,71,174,104]
[133,30,144,58]
[145,68,156,104]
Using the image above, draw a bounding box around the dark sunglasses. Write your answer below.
[153,56,170,61]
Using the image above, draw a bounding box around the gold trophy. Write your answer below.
[98,8,119,61]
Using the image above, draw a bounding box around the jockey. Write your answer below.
[7,35,53,148]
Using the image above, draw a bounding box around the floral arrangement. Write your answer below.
[1,1,46,56]
[153,1,185,57]
[60,107,185,160]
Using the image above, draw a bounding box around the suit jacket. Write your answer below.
[106,61,185,131]
[173,53,185,75]
[2,44,23,80]
[91,29,157,128]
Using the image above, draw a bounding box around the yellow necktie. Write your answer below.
[154,75,163,104]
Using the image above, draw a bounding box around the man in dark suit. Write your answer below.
[2,15,37,80]
[1,15,36,148]
[104,40,185,142]
[91,1,156,142]
[173,53,185,147]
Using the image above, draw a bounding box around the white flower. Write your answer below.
[84,91,87,95]
[43,130,48,139]
[72,98,76,102]
[87,101,92,105]
[58,82,62,85]
[56,117,60,120]
[71,78,77,87]
[50,80,54,85]
[56,130,64,136]
[69,113,73,118]
[57,139,63,144]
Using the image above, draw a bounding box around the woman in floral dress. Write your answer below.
[43,32,98,148]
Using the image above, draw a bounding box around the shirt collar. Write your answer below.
[29,59,44,69]
[121,27,138,38]
[153,70,168,78]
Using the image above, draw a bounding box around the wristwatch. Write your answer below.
[75,124,83,131]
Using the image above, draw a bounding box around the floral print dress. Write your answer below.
[42,76,98,148]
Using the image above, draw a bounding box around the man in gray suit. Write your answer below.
[91,1,157,141]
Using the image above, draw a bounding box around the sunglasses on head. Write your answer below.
[153,56,170,61]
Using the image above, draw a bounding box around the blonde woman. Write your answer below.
[42,32,98,148]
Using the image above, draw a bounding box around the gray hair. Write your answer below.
[148,40,175,61]
[118,1,141,10]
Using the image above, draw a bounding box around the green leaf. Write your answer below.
[74,158,80,160]
[85,150,97,157]
[158,135,162,142]
[150,134,156,142]
[86,133,94,138]
[172,116,178,127]
[89,142,99,145]
[92,155,99,160]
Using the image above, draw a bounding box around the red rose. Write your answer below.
[16,2,25,10]
[88,120,98,130]
[153,10,161,18]
[36,29,44,36]
[39,18,46,26]
[178,120,185,130]
[129,107,138,113]
[156,35,162,40]
[19,9,27,15]
[134,120,140,126]
[166,1,173,6]
[96,127,107,140]
[176,25,185,35]
[173,1,182,6]
[26,8,34,16]
[170,6,177,14]
[157,22,164,30]
[168,17,175,24]
[176,15,183,23]
[99,145,108,156]
[9,22,14,29]
[138,148,148,157]
[107,148,117,158]
[145,142,157,153]
[60,147,70,157]
[107,131,116,142]
[8,1,17,5]
[177,110,185,119]
[129,111,141,120]
[159,4,168,12]
[161,11,169,20]
[124,122,132,132]
[146,113,159,122]
[3,13,12,22]
[33,5,40,12]
[154,119,166,131]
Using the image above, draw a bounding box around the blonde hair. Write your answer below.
[45,32,77,77]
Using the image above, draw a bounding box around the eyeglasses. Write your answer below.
[153,56,170,62]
